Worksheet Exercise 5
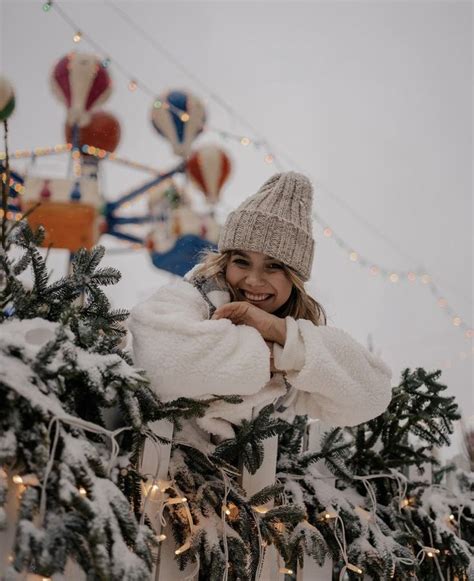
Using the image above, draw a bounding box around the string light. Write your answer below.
[253,505,269,514]
[78,487,87,496]
[73,30,82,43]
[264,154,274,164]
[158,533,167,542]
[240,137,251,146]
[279,567,294,575]
[323,227,333,237]
[349,251,358,262]
[153,99,163,109]
[174,540,191,555]
[42,1,52,11]
[346,563,364,575]
[318,508,338,520]
[180,112,190,122]
[453,317,462,327]
[424,547,440,558]
[12,475,23,484]
[165,496,188,505]
[128,79,138,92]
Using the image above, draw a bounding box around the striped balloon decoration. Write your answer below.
[51,53,112,128]
[151,90,206,158]
[0,76,15,121]
[186,145,231,203]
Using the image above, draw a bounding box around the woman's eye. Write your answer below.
[233,259,249,266]
[267,263,283,270]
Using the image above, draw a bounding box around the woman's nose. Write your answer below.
[245,270,266,287]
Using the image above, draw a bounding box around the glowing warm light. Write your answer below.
[73,31,82,43]
[453,317,462,327]
[264,154,274,164]
[166,496,188,505]
[175,540,191,555]
[154,100,162,109]
[79,487,87,496]
[323,227,333,237]
[224,507,231,516]
[349,252,358,262]
[465,329,474,338]
[421,274,431,284]
[253,505,269,514]
[128,80,138,92]
[437,298,448,308]
[449,514,456,521]
[12,475,23,484]
[158,534,167,542]
[369,266,379,276]
[347,563,363,574]
[180,113,190,122]
[240,137,251,146]
[389,273,399,283]
[279,568,294,575]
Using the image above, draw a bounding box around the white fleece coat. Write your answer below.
[129,279,393,435]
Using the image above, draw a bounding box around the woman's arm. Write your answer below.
[273,317,392,427]
[129,281,271,399]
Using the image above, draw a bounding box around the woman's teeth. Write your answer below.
[243,291,272,302]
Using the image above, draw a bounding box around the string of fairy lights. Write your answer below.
[2,136,473,347]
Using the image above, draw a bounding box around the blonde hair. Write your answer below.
[192,250,326,326]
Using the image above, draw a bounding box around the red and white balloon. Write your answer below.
[0,76,15,121]
[51,53,112,127]
[65,110,121,153]
[186,145,231,203]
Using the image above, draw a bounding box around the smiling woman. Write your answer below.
[130,171,393,431]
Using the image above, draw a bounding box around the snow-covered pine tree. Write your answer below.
[0,218,163,578]
[277,368,473,580]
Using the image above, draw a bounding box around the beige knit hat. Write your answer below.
[218,171,315,281]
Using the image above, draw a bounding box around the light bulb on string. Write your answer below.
[323,227,333,237]
[158,534,167,542]
[175,540,191,555]
[437,298,448,308]
[264,154,274,164]
[240,137,251,146]
[101,57,111,69]
[180,112,190,122]
[153,99,163,109]
[128,80,138,92]
[421,274,431,284]
[43,1,52,11]
[389,273,399,283]
[370,266,379,276]
[453,317,462,327]
[349,251,358,262]
[73,31,82,43]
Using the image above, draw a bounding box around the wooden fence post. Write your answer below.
[297,420,334,581]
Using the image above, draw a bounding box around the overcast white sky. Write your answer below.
[1,1,472,447]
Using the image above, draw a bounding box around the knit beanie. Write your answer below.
[218,171,315,281]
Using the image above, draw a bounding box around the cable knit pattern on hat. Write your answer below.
[218,172,315,281]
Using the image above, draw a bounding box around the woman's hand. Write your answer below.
[211,301,286,345]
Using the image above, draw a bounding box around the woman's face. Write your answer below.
[225,250,293,313]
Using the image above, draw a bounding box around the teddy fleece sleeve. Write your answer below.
[128,281,271,399]
[281,320,393,427]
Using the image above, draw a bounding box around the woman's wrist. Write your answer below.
[269,317,287,346]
